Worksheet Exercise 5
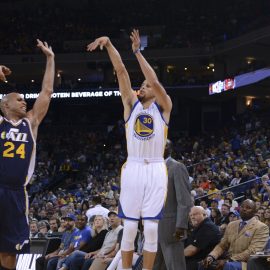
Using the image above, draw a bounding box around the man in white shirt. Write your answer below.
[86,195,109,222]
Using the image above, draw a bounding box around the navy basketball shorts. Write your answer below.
[0,186,30,254]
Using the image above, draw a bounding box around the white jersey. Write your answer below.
[125,100,168,159]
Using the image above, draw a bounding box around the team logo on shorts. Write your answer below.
[134,113,154,140]
[15,240,29,251]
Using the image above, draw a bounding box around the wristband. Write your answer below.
[133,48,140,54]
[208,255,216,261]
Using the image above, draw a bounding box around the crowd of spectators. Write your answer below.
[24,104,270,269]
[1,0,270,54]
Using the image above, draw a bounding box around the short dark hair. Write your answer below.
[30,220,38,225]
[224,198,232,204]
[92,195,102,204]
[222,204,230,210]
[49,217,60,227]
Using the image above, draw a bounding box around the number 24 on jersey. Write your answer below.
[2,142,26,159]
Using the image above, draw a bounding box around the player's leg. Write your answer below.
[0,253,16,270]
[0,188,17,269]
[119,162,143,269]
[142,220,159,270]
[141,162,168,270]
[0,188,29,270]
[121,219,139,269]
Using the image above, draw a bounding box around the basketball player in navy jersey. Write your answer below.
[0,40,55,270]
[87,30,172,270]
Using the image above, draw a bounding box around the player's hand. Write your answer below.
[130,29,140,53]
[86,37,110,51]
[173,227,186,241]
[0,65,11,81]
[37,39,54,58]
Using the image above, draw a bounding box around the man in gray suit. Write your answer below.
[153,139,192,270]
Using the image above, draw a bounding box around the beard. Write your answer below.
[138,95,143,101]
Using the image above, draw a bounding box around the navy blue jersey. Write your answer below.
[0,116,36,189]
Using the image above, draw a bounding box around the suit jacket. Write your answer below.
[158,157,192,244]
[210,217,269,262]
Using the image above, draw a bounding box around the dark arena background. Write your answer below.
[0,0,270,269]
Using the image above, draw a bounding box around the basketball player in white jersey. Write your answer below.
[87,29,172,270]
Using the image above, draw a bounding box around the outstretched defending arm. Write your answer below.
[27,39,55,137]
[87,37,137,121]
[130,29,172,123]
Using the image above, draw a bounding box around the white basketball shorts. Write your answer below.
[118,158,168,220]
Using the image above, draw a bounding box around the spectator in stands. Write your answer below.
[47,191,58,203]
[210,208,222,226]
[58,218,66,233]
[38,220,50,237]
[215,192,224,210]
[230,171,242,186]
[250,187,261,202]
[82,215,108,253]
[67,212,122,270]
[73,214,92,250]
[30,220,39,238]
[210,199,219,210]
[38,209,49,221]
[29,206,39,220]
[225,191,239,210]
[264,208,270,229]
[207,181,219,200]
[257,208,266,223]
[220,204,230,224]
[86,195,110,223]
[88,227,124,270]
[35,213,78,270]
[223,198,233,211]
[48,217,60,234]
[200,200,211,217]
[201,199,269,270]
[59,215,108,270]
[46,202,56,218]
[200,176,210,190]
[184,206,221,270]
[261,174,270,199]
[105,185,114,199]
[59,214,91,270]
[80,200,90,215]
[228,210,240,222]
